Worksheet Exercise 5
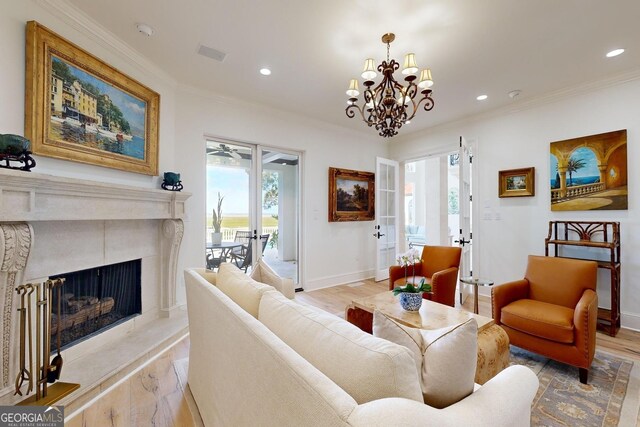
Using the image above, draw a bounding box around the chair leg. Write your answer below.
[579,368,589,384]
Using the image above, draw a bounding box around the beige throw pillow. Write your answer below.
[250,260,296,299]
[194,268,217,285]
[373,310,478,408]
[216,263,274,318]
[258,291,423,404]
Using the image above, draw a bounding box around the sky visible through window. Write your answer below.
[206,167,277,215]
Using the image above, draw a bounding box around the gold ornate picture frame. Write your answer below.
[498,167,535,198]
[25,21,160,175]
[328,167,375,222]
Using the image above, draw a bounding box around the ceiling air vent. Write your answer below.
[197,44,227,62]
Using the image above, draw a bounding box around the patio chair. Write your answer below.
[206,251,222,270]
[230,233,270,272]
[230,230,252,259]
[260,233,269,253]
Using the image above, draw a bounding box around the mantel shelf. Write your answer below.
[0,168,191,222]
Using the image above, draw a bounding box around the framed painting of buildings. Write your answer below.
[498,167,535,198]
[25,21,159,175]
[328,167,375,222]
[550,130,627,211]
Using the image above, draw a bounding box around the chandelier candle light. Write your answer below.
[345,33,434,138]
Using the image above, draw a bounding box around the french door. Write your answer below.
[458,136,472,304]
[206,138,301,285]
[374,157,399,281]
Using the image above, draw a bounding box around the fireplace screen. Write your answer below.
[50,259,141,350]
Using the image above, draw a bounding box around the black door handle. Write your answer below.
[251,230,258,240]
[455,238,471,246]
[373,232,385,239]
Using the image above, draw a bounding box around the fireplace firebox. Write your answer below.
[50,259,142,350]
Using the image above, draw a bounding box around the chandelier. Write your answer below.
[345,33,434,138]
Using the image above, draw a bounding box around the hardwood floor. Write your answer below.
[65,278,640,425]
[65,335,197,427]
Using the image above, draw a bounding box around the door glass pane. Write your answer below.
[261,150,300,284]
[387,217,396,249]
[379,163,388,190]
[206,141,253,271]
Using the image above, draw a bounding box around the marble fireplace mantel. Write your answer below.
[0,168,191,397]
[0,168,189,221]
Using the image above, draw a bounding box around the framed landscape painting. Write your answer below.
[498,167,535,198]
[25,21,159,175]
[550,130,627,211]
[328,167,375,222]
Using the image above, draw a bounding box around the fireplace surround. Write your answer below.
[0,168,190,401]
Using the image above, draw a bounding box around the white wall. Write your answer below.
[390,78,640,330]
[1,2,388,307]
[174,87,387,297]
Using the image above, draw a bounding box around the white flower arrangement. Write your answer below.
[396,248,421,267]
[393,248,430,294]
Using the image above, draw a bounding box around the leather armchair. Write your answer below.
[389,245,462,307]
[492,255,598,384]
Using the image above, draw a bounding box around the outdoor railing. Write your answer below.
[207,226,278,243]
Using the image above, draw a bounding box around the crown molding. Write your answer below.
[35,0,178,89]
[397,67,640,143]
[177,82,379,141]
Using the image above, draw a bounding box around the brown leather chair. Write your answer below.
[492,255,598,384]
[388,245,462,307]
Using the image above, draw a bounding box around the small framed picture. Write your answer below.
[498,167,535,198]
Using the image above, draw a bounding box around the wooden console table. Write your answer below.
[545,221,621,336]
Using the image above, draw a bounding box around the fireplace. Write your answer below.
[50,259,142,351]
[0,167,190,400]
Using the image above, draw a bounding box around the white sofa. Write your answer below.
[185,267,538,427]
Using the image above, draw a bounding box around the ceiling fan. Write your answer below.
[207,143,242,159]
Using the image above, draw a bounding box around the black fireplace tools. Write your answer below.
[47,281,63,383]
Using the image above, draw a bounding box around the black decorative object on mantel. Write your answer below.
[161,172,183,191]
[0,134,36,171]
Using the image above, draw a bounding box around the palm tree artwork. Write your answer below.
[566,157,587,186]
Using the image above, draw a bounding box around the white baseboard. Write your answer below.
[621,312,640,332]
[303,270,375,291]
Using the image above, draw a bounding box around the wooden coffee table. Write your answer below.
[345,291,510,385]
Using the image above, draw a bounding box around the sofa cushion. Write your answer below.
[216,263,275,318]
[250,260,295,299]
[373,310,477,409]
[194,268,217,285]
[258,291,423,405]
[501,299,574,344]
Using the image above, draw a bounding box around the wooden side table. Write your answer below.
[460,277,494,314]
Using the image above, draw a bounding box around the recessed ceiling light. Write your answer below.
[405,120,411,124]
[606,48,625,58]
[476,95,488,101]
[259,68,271,76]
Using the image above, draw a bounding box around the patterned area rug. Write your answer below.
[510,347,640,427]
